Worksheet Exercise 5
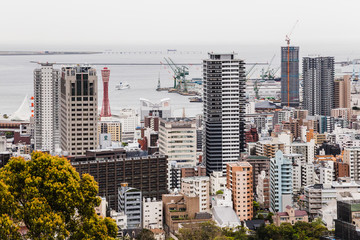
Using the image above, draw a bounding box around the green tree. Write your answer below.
[0,151,117,240]
[177,221,223,240]
[216,190,224,195]
[136,229,155,240]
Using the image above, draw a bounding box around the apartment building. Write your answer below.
[159,118,197,167]
[181,176,210,212]
[226,162,253,221]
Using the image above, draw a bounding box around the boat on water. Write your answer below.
[116,82,130,90]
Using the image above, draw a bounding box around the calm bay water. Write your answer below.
[0,52,207,117]
[0,44,357,117]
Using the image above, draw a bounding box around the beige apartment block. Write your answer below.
[181,176,210,212]
[97,117,122,143]
[159,118,197,167]
[60,66,98,156]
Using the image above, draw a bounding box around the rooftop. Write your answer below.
[212,206,241,226]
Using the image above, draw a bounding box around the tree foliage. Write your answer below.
[136,228,155,240]
[0,151,117,240]
[215,190,224,195]
[176,219,330,240]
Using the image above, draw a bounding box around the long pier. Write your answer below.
[30,61,268,66]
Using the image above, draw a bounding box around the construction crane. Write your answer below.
[164,57,189,91]
[260,55,280,81]
[246,63,258,77]
[285,20,299,107]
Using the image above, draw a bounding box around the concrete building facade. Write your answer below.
[303,57,335,116]
[34,63,60,153]
[60,66,98,156]
[281,46,300,107]
[143,197,163,229]
[159,118,197,167]
[203,53,246,175]
[118,183,142,229]
[226,162,253,221]
[181,176,210,212]
[270,151,293,212]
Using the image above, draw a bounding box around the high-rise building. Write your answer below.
[303,57,335,116]
[203,53,246,175]
[270,151,293,212]
[159,118,197,167]
[281,46,300,107]
[34,63,60,153]
[100,67,111,117]
[226,162,253,221]
[60,66,98,156]
[334,75,351,109]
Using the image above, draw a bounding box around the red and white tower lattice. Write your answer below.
[100,67,111,117]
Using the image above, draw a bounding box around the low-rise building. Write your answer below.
[162,193,212,233]
[211,188,233,208]
[110,210,128,230]
[274,206,308,226]
[256,171,270,209]
[304,179,360,218]
[118,183,142,229]
[181,176,210,212]
[210,171,226,195]
[143,198,163,230]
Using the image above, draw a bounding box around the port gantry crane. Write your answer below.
[163,57,189,92]
[285,20,299,107]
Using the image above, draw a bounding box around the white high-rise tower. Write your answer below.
[34,63,60,153]
[203,53,246,175]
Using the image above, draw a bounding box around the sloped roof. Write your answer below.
[212,206,241,226]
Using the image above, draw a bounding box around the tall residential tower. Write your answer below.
[303,57,335,116]
[203,53,246,175]
[281,46,300,107]
[60,66,98,156]
[34,63,60,153]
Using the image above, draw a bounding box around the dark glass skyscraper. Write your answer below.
[281,46,300,107]
[303,57,334,116]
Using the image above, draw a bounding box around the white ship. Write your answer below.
[115,82,130,90]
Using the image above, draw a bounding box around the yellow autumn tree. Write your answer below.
[0,151,117,240]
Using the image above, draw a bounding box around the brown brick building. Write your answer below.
[70,149,168,210]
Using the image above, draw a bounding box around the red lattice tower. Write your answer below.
[100,67,111,117]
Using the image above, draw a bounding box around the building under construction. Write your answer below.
[281,46,300,107]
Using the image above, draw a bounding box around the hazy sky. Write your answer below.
[1,0,359,50]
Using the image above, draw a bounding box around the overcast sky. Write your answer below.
[1,0,359,51]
